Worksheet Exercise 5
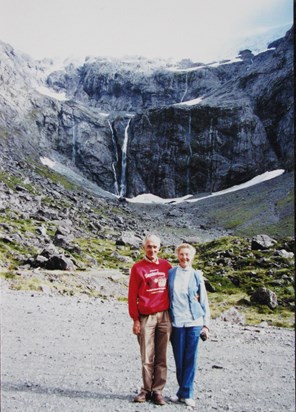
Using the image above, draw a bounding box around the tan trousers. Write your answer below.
[138,310,172,394]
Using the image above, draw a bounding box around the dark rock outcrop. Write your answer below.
[250,286,278,309]
[251,235,277,250]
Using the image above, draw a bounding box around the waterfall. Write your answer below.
[108,120,119,195]
[72,109,77,164]
[111,164,119,195]
[186,113,192,194]
[181,72,189,103]
[208,119,215,193]
[119,119,131,197]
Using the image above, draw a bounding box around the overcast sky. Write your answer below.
[0,0,293,62]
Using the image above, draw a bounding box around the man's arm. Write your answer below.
[128,265,140,322]
[132,319,141,335]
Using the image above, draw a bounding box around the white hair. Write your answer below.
[175,243,196,257]
[142,234,161,247]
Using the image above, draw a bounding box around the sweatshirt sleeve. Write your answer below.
[128,265,141,321]
[198,272,211,328]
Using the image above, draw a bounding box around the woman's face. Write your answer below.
[178,247,193,268]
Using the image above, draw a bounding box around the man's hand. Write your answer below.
[133,320,141,335]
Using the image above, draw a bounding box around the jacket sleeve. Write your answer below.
[197,270,211,328]
[128,265,141,321]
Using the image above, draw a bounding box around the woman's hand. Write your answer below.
[133,320,141,335]
[201,326,209,339]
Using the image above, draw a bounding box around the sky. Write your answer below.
[0,0,293,62]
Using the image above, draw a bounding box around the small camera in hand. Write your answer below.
[200,331,208,341]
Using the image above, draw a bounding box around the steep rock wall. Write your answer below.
[125,103,278,197]
[0,27,294,198]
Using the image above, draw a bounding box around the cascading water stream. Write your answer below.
[108,120,119,195]
[186,112,192,194]
[181,72,189,103]
[72,109,78,164]
[208,119,215,193]
[119,119,131,197]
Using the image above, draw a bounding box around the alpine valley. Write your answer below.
[0,26,294,327]
[0,27,294,198]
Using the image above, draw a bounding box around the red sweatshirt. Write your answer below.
[128,257,172,321]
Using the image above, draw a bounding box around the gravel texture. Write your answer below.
[1,288,295,412]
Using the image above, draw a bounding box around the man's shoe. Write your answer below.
[152,392,166,405]
[133,390,151,403]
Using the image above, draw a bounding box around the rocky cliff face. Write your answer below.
[0,27,294,198]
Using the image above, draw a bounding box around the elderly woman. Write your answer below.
[168,243,210,408]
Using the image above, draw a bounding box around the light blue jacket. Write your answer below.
[168,267,210,328]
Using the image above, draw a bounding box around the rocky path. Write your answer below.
[1,289,295,412]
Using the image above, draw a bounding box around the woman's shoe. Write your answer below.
[184,398,195,407]
[170,396,186,403]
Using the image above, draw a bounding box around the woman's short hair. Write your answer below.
[175,243,196,256]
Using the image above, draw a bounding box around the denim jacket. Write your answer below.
[168,267,210,328]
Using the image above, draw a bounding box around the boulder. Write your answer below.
[29,245,76,271]
[274,249,294,260]
[44,254,76,271]
[219,307,245,324]
[116,231,142,248]
[250,286,278,309]
[251,235,277,250]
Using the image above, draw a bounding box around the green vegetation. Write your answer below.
[0,162,294,328]
[1,230,294,327]
[206,185,294,238]
[33,164,78,191]
[12,277,44,292]
[189,236,295,327]
[0,170,37,194]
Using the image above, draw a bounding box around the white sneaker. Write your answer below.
[170,396,186,403]
[184,398,195,407]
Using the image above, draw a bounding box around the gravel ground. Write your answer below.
[1,288,295,412]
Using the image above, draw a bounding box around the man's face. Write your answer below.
[143,239,160,261]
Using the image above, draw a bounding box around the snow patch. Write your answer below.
[127,170,285,204]
[35,85,68,101]
[167,56,243,73]
[208,57,243,68]
[40,157,55,168]
[40,156,116,199]
[166,66,205,73]
[186,169,285,203]
[127,193,193,204]
[175,96,203,106]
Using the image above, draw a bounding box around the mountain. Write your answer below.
[0,30,294,324]
[0,26,294,200]
[233,23,293,56]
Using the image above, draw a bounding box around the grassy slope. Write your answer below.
[190,171,294,238]
[0,165,294,328]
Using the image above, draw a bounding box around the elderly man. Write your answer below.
[128,234,172,406]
